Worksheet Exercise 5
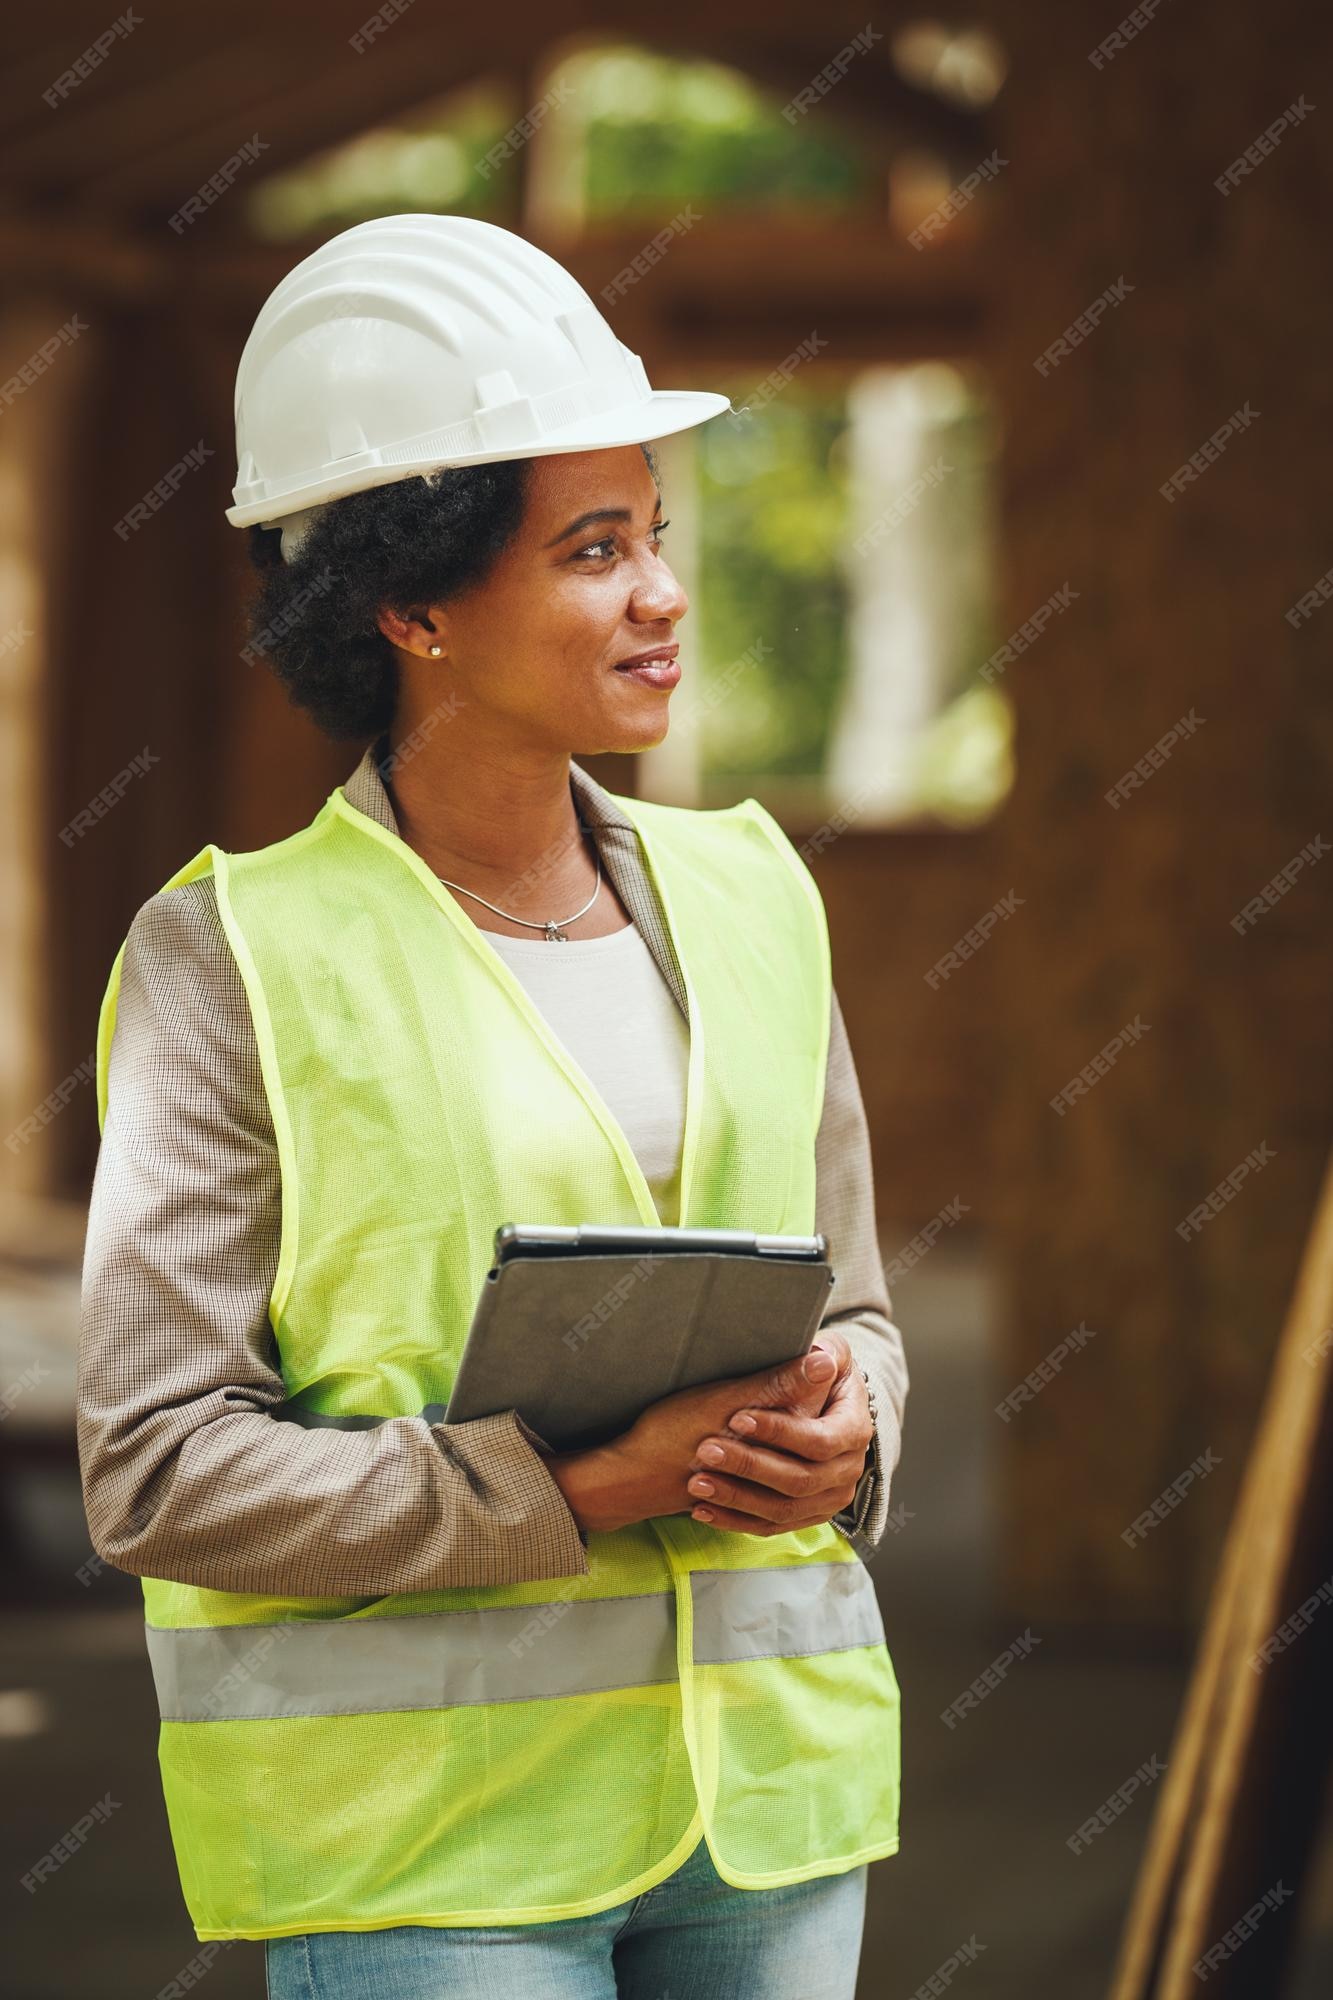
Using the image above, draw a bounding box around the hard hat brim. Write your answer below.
[228,390,736,529]
[522,387,736,455]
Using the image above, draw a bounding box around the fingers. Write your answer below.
[751,1351,832,1413]
[720,1402,869,1463]
[681,1338,870,1535]
[692,1431,865,1493]
[736,1328,852,1415]
[685,1454,864,1524]
[719,1409,844,1460]
[725,1347,870,1457]
[812,1329,854,1375]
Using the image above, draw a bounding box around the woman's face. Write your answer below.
[401,444,690,757]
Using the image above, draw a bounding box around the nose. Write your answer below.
[629,550,688,626]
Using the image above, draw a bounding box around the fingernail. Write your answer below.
[693,1506,713,1522]
[728,1414,756,1433]
[698,1442,725,1464]
[805,1351,834,1379]
[689,1476,714,1496]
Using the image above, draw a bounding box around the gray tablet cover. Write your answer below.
[444,1250,835,1452]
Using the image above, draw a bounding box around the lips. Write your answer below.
[613,642,681,691]
[614,644,679,670]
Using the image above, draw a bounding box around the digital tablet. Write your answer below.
[442,1222,835,1452]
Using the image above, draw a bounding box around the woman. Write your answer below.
[77,214,908,1999]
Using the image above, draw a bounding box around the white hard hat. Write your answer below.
[227,212,734,554]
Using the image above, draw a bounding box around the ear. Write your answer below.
[376,604,446,654]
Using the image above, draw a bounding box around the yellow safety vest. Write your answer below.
[95,778,901,1942]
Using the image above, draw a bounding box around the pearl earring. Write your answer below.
[428,645,442,656]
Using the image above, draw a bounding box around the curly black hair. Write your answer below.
[243,442,661,742]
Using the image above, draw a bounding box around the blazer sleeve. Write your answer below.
[76,878,593,1596]
[817,986,910,1556]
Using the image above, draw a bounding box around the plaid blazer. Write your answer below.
[76,738,908,1592]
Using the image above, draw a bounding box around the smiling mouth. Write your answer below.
[613,653,681,688]
[614,644,679,670]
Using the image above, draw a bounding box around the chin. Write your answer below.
[630,718,673,755]
[580,713,673,757]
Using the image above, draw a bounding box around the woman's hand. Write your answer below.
[541,1341,837,1535]
[541,1332,872,1538]
[685,1329,873,1535]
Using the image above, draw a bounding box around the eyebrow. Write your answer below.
[542,492,663,549]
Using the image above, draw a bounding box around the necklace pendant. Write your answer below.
[544,920,569,942]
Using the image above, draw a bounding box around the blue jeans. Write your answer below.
[264,1831,868,1999]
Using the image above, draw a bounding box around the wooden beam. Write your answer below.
[0,9,991,218]
[0,210,170,301]
[1,36,288,194]
[0,21,504,215]
[0,206,990,346]
[1110,1152,1333,1996]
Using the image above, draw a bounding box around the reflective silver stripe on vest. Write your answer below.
[691,1559,885,1664]
[146,1561,883,1723]
[147,1593,678,1722]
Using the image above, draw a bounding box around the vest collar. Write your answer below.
[337,732,691,1023]
[342,732,641,840]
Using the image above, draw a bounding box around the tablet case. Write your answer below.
[443,1245,835,1452]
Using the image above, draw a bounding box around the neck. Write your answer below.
[376,723,587,908]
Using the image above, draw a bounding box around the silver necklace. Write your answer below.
[436,824,602,942]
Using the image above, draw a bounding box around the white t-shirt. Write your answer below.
[479,920,690,1225]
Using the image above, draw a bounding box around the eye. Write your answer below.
[571,521,671,562]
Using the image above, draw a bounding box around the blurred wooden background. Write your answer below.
[0,0,1329,1646]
